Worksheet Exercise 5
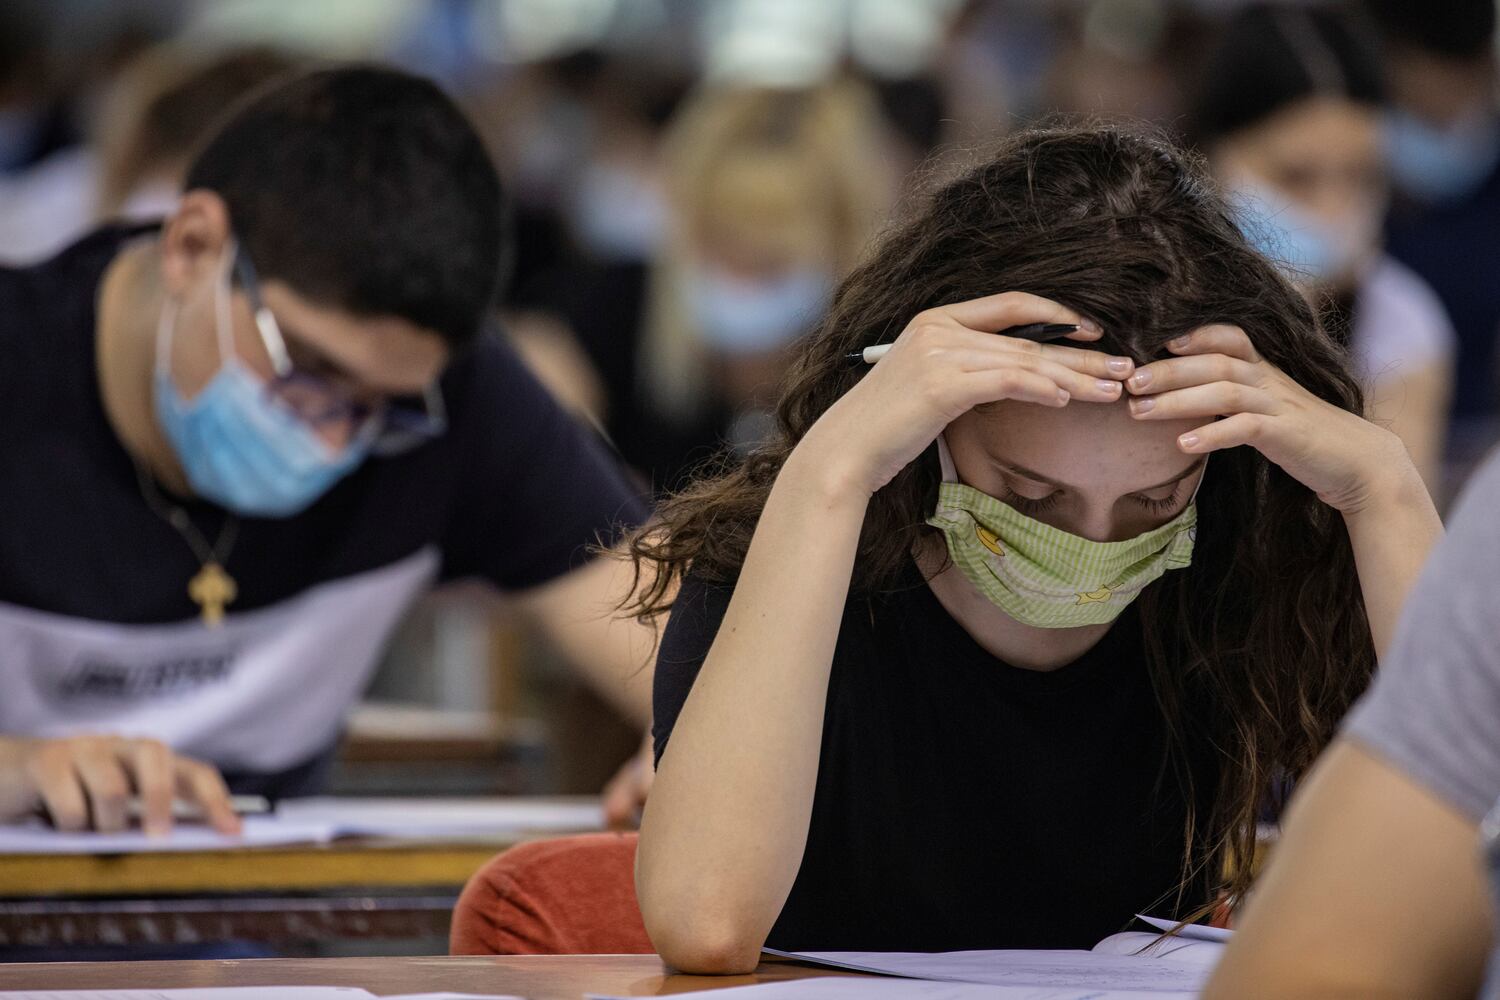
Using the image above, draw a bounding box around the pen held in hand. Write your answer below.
[124,795,272,824]
[847,322,1082,365]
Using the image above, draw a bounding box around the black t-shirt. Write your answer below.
[0,225,651,791]
[653,563,1218,952]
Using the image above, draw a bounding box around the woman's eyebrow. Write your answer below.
[992,456,1206,493]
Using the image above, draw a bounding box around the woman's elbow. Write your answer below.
[649,922,764,975]
[638,883,766,974]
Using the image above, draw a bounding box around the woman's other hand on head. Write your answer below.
[1123,323,1417,513]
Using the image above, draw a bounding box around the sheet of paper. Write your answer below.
[275,796,605,840]
[764,948,1213,993]
[589,978,1195,999]
[0,796,605,855]
[0,989,375,999]
[0,817,335,855]
[0,990,523,1000]
[1133,915,1233,943]
[1093,932,1224,968]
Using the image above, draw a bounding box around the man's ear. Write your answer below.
[158,190,232,298]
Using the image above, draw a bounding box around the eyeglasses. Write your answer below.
[232,247,447,456]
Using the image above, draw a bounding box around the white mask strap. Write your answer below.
[935,433,959,484]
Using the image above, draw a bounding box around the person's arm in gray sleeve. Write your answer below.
[1205,455,1500,1000]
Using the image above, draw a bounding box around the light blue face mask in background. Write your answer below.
[1385,107,1500,205]
[153,244,374,517]
[688,266,833,355]
[1233,178,1378,284]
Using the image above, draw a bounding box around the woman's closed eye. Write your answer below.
[1133,482,1186,515]
[1002,487,1061,514]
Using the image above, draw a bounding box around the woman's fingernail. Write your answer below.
[1097,379,1121,394]
[1080,318,1103,334]
[1128,370,1151,390]
[1179,432,1200,449]
[1130,397,1154,415]
[1106,358,1132,376]
[1057,389,1070,404]
[1169,335,1191,350]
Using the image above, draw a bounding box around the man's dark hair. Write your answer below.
[1364,0,1496,60]
[185,65,506,348]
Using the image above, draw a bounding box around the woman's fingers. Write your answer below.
[936,291,1102,339]
[1129,381,1277,422]
[955,367,1071,409]
[1167,324,1260,363]
[1177,412,1270,454]
[1126,353,1260,395]
[938,346,1123,402]
[940,326,1133,381]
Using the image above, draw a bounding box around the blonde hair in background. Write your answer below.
[642,80,895,424]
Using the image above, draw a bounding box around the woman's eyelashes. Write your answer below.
[1002,488,1060,514]
[1000,483,1186,517]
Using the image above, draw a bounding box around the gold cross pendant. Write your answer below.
[188,562,238,628]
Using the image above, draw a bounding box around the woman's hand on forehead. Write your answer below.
[798,291,1137,497]
[1121,323,1408,512]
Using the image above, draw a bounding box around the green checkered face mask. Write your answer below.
[926,435,1200,629]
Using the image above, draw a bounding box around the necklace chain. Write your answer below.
[132,460,239,567]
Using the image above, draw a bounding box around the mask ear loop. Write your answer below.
[213,237,238,367]
[935,433,959,484]
[1184,454,1209,505]
[155,296,180,383]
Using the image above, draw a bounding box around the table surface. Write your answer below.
[0,954,861,998]
[0,837,520,897]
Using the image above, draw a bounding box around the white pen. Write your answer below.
[845,322,1081,365]
[125,794,272,823]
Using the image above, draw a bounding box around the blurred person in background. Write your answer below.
[1191,3,1455,491]
[0,65,657,834]
[92,45,302,224]
[638,81,892,484]
[1365,0,1500,499]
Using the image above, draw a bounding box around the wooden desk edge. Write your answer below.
[0,837,542,896]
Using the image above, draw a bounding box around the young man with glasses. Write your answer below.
[0,66,656,834]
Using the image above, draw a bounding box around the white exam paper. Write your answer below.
[0,990,373,1000]
[764,948,1212,993]
[589,978,1195,1000]
[274,796,605,839]
[0,990,521,1000]
[1132,916,1233,943]
[0,796,605,855]
[0,817,336,855]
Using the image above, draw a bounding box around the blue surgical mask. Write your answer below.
[1385,107,1500,204]
[568,163,665,263]
[688,266,832,355]
[153,245,373,517]
[1233,178,1378,285]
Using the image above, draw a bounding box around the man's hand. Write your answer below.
[601,733,654,830]
[0,735,240,835]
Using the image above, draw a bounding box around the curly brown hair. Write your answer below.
[623,121,1376,911]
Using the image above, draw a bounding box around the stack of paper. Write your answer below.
[0,796,604,855]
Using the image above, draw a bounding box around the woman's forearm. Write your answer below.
[636,436,870,973]
[1342,458,1443,658]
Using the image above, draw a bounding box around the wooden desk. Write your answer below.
[0,837,522,948]
[0,954,865,998]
